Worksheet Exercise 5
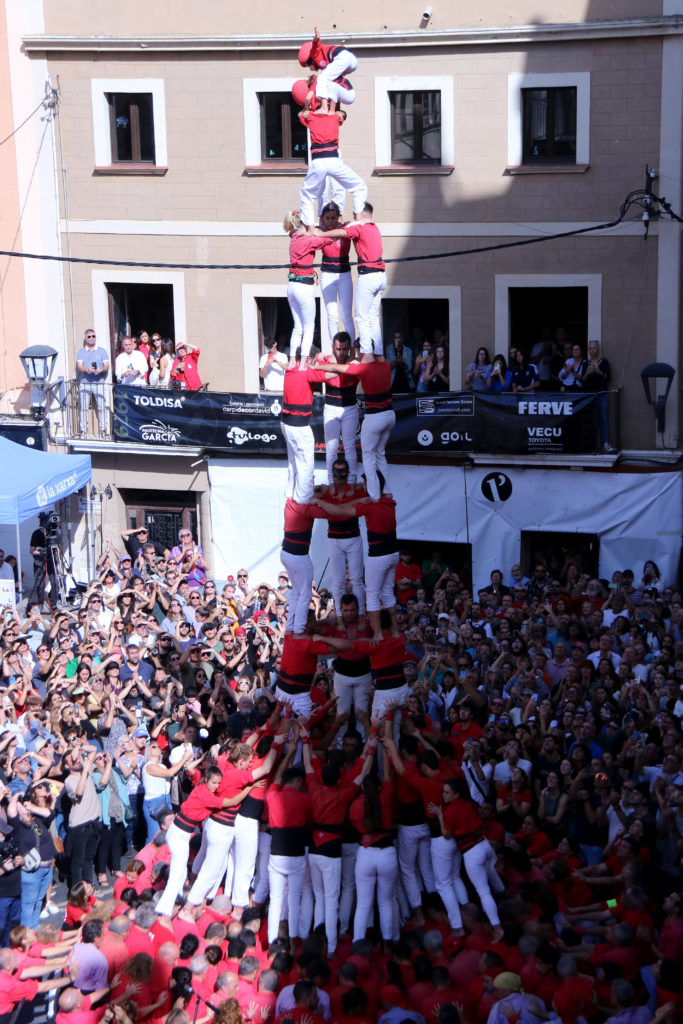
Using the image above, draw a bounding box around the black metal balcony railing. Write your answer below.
[66,379,621,457]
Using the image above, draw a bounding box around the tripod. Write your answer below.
[49,543,69,608]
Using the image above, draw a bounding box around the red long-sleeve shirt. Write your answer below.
[288,232,327,278]
[309,38,348,70]
[277,633,334,695]
[281,366,319,425]
[364,632,405,690]
[340,359,391,412]
[266,782,312,856]
[300,110,344,159]
[344,221,385,272]
[349,779,394,848]
[349,494,397,556]
[442,798,484,852]
[308,358,357,410]
[321,235,351,274]
[212,762,255,827]
[307,773,360,855]
[175,783,224,832]
[281,499,324,556]
[315,481,365,539]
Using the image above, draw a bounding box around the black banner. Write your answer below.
[113,385,598,456]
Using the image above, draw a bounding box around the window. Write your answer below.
[374,76,454,174]
[243,79,310,172]
[259,93,308,162]
[522,87,576,163]
[91,79,167,172]
[507,73,590,170]
[390,90,441,163]
[107,93,155,163]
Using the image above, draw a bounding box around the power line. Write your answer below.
[0,83,58,148]
[0,191,677,272]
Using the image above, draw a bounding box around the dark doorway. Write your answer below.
[382,298,450,354]
[520,529,599,581]
[395,538,472,597]
[508,287,588,359]
[107,283,175,359]
[120,489,199,550]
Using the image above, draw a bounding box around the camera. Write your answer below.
[38,510,61,543]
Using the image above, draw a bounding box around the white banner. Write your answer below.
[208,460,682,592]
[0,578,16,609]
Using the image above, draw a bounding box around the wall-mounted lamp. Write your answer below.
[640,362,675,434]
[19,345,58,415]
[90,484,113,501]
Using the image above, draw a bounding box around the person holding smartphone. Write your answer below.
[76,328,110,437]
[485,353,512,392]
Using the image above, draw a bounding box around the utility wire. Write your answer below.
[0,83,58,148]
[0,191,678,272]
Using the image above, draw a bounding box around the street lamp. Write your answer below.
[640,362,675,434]
[19,345,58,415]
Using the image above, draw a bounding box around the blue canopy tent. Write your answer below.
[0,436,91,605]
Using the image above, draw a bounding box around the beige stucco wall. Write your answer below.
[41,0,665,37]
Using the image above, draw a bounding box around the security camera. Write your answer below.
[422,5,433,20]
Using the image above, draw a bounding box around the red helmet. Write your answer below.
[298,40,313,66]
[291,80,310,107]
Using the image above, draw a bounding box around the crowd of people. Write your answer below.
[7,26,679,1024]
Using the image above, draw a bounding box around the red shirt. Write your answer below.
[351,495,396,555]
[266,783,312,830]
[56,995,106,1024]
[442,799,484,852]
[344,221,385,272]
[281,366,319,424]
[213,762,255,826]
[0,975,39,1016]
[395,561,421,603]
[341,360,391,409]
[366,632,405,690]
[552,976,594,1024]
[321,235,351,274]
[307,772,360,852]
[277,633,334,695]
[170,349,202,390]
[300,110,344,158]
[281,499,324,556]
[309,360,357,412]
[176,783,224,828]
[349,778,394,846]
[288,231,328,277]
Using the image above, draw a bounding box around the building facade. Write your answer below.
[1,0,681,587]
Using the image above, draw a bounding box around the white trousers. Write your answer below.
[328,534,364,614]
[397,822,435,909]
[268,853,306,944]
[309,853,343,954]
[280,551,314,635]
[315,51,358,101]
[324,403,359,484]
[463,839,505,927]
[252,830,272,904]
[321,271,355,340]
[187,817,235,905]
[287,281,317,363]
[274,686,312,721]
[155,822,192,916]
[430,835,468,929]
[338,842,358,935]
[281,422,314,504]
[361,409,395,501]
[353,844,398,942]
[365,550,400,612]
[300,157,367,227]
[355,272,386,355]
[333,669,372,717]
[371,685,409,744]
[231,814,260,908]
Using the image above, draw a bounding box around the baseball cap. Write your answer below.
[234,627,247,636]
[119,555,131,563]
[134,728,148,738]
[403,652,419,664]
[126,639,141,648]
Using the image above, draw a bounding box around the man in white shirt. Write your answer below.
[0,550,15,582]
[493,741,533,790]
[115,336,148,386]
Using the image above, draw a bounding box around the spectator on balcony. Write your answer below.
[510,350,540,394]
[385,329,415,393]
[579,339,614,453]
[146,333,163,385]
[259,339,288,392]
[136,330,151,362]
[150,338,175,390]
[465,346,492,392]
[76,329,109,436]
[170,343,202,391]
[425,344,449,393]
[115,337,148,388]
[558,343,584,391]
[485,354,512,392]
[413,338,432,394]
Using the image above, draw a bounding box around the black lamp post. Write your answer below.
[640,362,675,435]
[19,345,58,416]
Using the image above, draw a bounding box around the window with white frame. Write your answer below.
[91,79,167,169]
[375,76,454,171]
[243,79,309,168]
[507,72,590,168]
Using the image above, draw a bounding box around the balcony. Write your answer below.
[63,379,624,465]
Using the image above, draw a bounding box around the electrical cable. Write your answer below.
[0,84,58,148]
[0,191,677,272]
